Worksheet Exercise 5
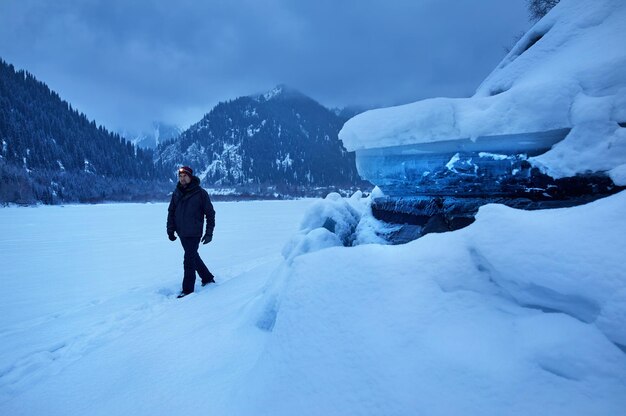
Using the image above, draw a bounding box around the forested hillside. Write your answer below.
[0,59,170,204]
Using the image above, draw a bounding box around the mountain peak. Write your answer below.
[258,84,307,102]
[157,83,363,190]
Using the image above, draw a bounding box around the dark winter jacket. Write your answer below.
[167,176,215,238]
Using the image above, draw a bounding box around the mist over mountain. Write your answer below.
[118,122,183,150]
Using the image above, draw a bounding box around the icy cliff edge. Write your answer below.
[339,0,626,184]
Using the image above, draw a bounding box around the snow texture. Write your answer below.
[1,191,625,415]
[2,0,626,412]
[234,191,626,416]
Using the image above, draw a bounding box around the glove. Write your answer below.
[201,232,212,245]
[168,232,177,241]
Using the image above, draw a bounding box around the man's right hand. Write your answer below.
[168,232,177,241]
[201,232,212,245]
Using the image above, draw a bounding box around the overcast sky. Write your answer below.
[0,0,530,134]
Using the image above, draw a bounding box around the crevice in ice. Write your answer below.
[497,26,552,73]
[517,283,601,324]
[466,247,516,300]
[538,362,580,381]
[488,86,510,97]
[451,102,459,132]
[468,247,495,277]
[256,296,278,332]
[467,248,601,325]
[521,32,545,54]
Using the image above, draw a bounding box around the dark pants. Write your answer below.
[179,237,214,294]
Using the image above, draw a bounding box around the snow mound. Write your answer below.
[464,191,626,346]
[282,190,390,261]
[233,190,626,415]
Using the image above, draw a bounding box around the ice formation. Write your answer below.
[339,0,626,187]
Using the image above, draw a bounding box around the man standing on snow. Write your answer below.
[167,166,216,298]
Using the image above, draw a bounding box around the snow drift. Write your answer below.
[234,190,626,415]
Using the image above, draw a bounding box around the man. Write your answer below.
[167,166,216,298]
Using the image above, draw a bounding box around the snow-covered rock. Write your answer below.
[340,0,626,185]
[338,0,625,242]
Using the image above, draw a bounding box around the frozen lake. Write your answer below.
[1,194,625,415]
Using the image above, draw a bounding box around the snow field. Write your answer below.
[0,199,314,415]
[1,191,626,415]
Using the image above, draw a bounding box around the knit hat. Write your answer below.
[178,166,193,176]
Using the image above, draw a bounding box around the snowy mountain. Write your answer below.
[156,85,364,195]
[339,0,626,241]
[119,122,182,150]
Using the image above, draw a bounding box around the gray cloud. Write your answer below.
[0,0,529,132]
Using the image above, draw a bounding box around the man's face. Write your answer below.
[178,173,191,186]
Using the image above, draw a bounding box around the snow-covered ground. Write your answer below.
[2,1,625,414]
[0,200,313,415]
[1,194,625,415]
